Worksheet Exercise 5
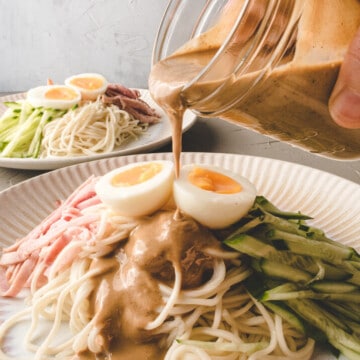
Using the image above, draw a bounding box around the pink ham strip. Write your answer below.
[19,213,99,260]
[0,252,22,266]
[0,267,8,293]
[45,241,83,278]
[0,213,99,266]
[2,176,98,254]
[0,176,102,297]
[76,196,101,210]
[2,251,39,297]
[6,263,19,283]
[43,233,71,265]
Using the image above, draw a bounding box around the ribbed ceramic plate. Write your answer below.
[0,152,359,359]
[0,91,196,170]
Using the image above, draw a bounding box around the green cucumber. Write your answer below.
[224,233,277,258]
[266,228,357,264]
[255,196,312,220]
[310,281,359,294]
[251,258,312,283]
[262,301,306,334]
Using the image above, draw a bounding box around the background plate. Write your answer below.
[0,91,196,170]
[0,152,359,359]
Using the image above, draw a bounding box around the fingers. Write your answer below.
[329,27,360,129]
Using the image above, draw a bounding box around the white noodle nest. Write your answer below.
[40,99,148,158]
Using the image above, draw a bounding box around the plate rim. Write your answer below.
[1,151,359,196]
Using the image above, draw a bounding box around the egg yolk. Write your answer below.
[188,167,242,194]
[69,77,103,90]
[45,87,79,100]
[111,163,163,187]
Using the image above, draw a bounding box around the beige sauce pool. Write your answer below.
[75,210,221,359]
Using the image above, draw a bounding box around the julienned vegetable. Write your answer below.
[224,196,360,360]
[0,101,67,158]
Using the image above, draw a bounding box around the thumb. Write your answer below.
[329,26,360,129]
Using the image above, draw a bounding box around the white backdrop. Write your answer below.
[0,0,167,92]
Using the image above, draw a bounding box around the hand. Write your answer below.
[329,26,360,129]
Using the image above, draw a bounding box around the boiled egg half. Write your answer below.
[65,73,108,101]
[173,164,257,229]
[95,160,174,217]
[26,85,81,110]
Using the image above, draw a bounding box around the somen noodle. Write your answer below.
[0,176,314,360]
[40,98,148,158]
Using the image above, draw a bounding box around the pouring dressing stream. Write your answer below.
[149,0,360,173]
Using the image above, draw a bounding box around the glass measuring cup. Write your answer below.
[150,0,360,160]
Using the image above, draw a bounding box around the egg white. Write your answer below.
[173,164,257,229]
[26,85,81,110]
[65,73,108,101]
[95,160,175,217]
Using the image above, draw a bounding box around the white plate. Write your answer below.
[0,152,359,359]
[0,91,197,170]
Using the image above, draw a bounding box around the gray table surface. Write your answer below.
[1,92,360,192]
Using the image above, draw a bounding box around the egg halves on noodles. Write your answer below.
[173,164,257,229]
[27,85,81,110]
[95,161,175,217]
[65,73,108,100]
